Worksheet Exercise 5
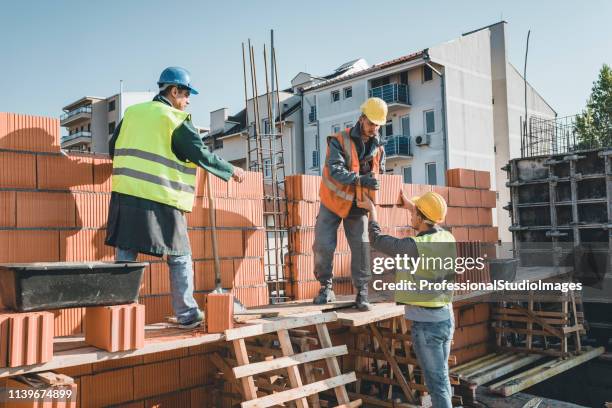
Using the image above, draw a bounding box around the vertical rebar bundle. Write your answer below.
[242,36,290,303]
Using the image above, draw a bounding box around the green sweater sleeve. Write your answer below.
[171,119,234,181]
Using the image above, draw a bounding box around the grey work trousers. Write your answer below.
[312,204,371,289]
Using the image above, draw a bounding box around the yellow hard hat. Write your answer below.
[360,97,388,125]
[411,191,447,223]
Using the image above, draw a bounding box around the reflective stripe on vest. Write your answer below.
[111,101,197,212]
[395,229,457,307]
[319,129,383,218]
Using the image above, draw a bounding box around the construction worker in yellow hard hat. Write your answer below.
[312,97,388,311]
[357,189,457,408]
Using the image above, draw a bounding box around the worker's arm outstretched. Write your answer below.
[326,137,359,186]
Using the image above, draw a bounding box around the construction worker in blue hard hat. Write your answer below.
[105,66,245,329]
[358,190,456,408]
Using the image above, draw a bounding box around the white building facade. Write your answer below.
[301,22,556,241]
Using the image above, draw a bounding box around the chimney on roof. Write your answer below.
[210,108,229,133]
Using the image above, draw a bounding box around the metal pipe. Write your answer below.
[242,42,252,169]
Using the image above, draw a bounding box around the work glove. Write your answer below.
[358,174,379,190]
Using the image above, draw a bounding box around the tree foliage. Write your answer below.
[574,64,612,149]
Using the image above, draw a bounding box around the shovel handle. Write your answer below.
[206,172,222,288]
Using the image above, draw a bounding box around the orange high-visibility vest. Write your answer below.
[320,129,384,218]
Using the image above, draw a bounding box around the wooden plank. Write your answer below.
[233,345,348,378]
[336,305,404,327]
[356,372,428,392]
[488,347,605,396]
[348,349,420,366]
[300,342,322,408]
[333,400,362,408]
[465,354,545,386]
[369,323,417,404]
[277,328,309,408]
[315,323,351,405]
[233,338,258,401]
[240,373,357,408]
[226,312,337,340]
[450,353,502,375]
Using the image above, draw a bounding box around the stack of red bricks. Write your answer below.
[451,302,492,365]
[142,168,269,324]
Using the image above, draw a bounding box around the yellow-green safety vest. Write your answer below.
[395,229,457,307]
[112,101,197,212]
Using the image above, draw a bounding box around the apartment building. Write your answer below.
[301,22,556,240]
[60,92,155,153]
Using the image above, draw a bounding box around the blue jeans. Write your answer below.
[411,318,454,408]
[116,248,200,324]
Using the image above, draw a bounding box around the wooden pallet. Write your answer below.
[493,287,585,357]
[223,312,361,408]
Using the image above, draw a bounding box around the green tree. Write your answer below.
[574,64,612,149]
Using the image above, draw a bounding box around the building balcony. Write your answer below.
[383,135,412,158]
[308,107,317,124]
[368,84,410,110]
[61,131,92,149]
[60,106,92,127]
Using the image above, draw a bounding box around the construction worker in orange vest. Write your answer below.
[312,97,388,311]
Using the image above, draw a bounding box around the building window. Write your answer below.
[108,122,116,135]
[108,100,116,112]
[213,138,223,150]
[402,167,412,183]
[401,116,410,137]
[309,105,317,122]
[312,150,319,168]
[331,90,340,102]
[263,158,272,179]
[425,110,435,133]
[87,123,91,132]
[382,120,393,138]
[400,71,408,85]
[423,66,433,82]
[371,76,390,88]
[426,162,437,185]
[343,87,352,99]
[332,124,340,134]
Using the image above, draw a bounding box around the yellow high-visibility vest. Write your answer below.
[395,229,457,307]
[112,101,197,212]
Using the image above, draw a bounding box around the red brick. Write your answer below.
[0,191,16,227]
[465,189,482,207]
[480,190,497,208]
[195,169,228,198]
[290,254,314,281]
[233,258,265,286]
[0,151,37,189]
[186,197,210,227]
[60,229,113,262]
[461,208,478,226]
[228,171,263,199]
[85,303,144,352]
[56,363,93,377]
[444,207,462,227]
[92,355,144,373]
[448,187,466,207]
[16,191,76,228]
[187,230,211,259]
[74,193,109,228]
[179,354,213,388]
[0,113,60,153]
[477,208,493,226]
[81,367,134,408]
[206,293,233,333]
[216,230,243,257]
[285,174,320,201]
[139,295,173,324]
[288,201,319,226]
[474,170,491,190]
[468,227,484,242]
[194,260,215,291]
[450,227,469,242]
[133,360,180,400]
[0,230,59,263]
[145,390,191,408]
[231,285,269,307]
[93,157,113,192]
[143,348,188,364]
[446,168,476,188]
[483,226,499,243]
[290,228,315,254]
[37,155,94,190]
[54,308,85,336]
[244,229,265,257]
[0,311,54,368]
[149,262,171,295]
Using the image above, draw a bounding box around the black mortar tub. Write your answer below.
[0,262,147,312]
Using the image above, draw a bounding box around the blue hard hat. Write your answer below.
[157,66,199,95]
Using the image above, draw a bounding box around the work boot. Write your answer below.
[355,287,372,311]
[313,284,336,304]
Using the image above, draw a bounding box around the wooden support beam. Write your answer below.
[226,312,337,340]
[277,329,309,408]
[316,323,351,405]
[233,345,348,379]
[488,347,605,396]
[369,323,417,404]
[233,338,259,401]
[240,373,356,408]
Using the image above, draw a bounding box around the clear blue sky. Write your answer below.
[1,0,610,127]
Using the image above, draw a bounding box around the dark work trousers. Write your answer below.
[312,204,371,289]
